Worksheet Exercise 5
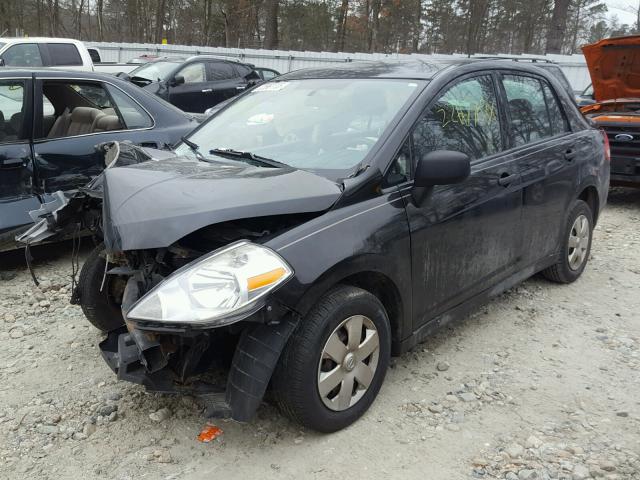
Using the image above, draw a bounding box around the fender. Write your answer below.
[271,253,410,352]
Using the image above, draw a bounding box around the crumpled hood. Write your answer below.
[582,35,640,102]
[101,156,342,252]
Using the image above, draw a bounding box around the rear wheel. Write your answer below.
[76,245,125,332]
[542,199,593,284]
[272,285,391,432]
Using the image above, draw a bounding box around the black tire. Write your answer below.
[271,285,391,433]
[541,199,593,284]
[76,246,125,332]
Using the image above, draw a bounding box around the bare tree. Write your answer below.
[334,0,349,52]
[546,0,571,53]
[154,0,166,44]
[264,0,279,49]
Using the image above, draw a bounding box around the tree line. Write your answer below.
[0,0,637,56]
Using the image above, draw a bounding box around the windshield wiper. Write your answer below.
[209,148,288,168]
[129,75,153,84]
[181,136,205,161]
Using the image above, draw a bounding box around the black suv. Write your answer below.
[20,60,609,433]
[124,56,271,113]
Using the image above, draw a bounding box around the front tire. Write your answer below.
[272,285,391,433]
[542,199,593,284]
[76,246,125,332]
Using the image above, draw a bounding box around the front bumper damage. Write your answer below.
[99,305,298,422]
[14,141,323,423]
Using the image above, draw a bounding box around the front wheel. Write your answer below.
[272,285,391,432]
[76,246,126,332]
[541,199,593,284]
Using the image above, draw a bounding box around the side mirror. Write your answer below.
[171,75,185,87]
[0,58,5,67]
[414,150,470,187]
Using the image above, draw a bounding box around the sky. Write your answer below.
[606,0,638,26]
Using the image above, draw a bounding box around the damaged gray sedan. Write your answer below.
[18,60,609,432]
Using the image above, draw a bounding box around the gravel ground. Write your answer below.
[0,188,639,480]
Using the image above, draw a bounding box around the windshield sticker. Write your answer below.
[254,82,289,92]
[247,113,275,125]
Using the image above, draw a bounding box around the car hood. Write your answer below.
[582,35,640,102]
[101,156,342,252]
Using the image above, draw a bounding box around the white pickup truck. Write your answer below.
[0,37,138,75]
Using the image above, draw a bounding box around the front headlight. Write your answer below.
[126,242,292,327]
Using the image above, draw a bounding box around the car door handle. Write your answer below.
[201,88,213,93]
[235,85,246,90]
[497,172,518,186]
[564,148,577,161]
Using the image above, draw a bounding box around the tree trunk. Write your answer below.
[413,0,422,52]
[334,0,349,52]
[222,0,240,48]
[545,0,571,54]
[155,0,166,44]
[264,0,279,49]
[368,0,381,52]
[97,0,104,41]
[570,2,582,54]
[77,0,85,39]
[465,0,490,56]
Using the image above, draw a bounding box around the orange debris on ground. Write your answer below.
[197,424,223,443]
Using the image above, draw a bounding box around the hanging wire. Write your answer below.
[24,244,39,287]
[70,225,82,295]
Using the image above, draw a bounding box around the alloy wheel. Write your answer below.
[568,214,590,271]
[317,315,380,411]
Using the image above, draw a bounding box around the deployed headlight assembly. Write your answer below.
[126,242,292,327]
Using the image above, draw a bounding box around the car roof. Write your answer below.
[144,55,252,68]
[277,59,562,81]
[0,37,85,45]
[474,56,556,64]
[0,68,131,83]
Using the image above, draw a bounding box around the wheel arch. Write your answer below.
[577,184,600,225]
[284,256,410,353]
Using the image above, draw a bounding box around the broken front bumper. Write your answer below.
[99,316,298,422]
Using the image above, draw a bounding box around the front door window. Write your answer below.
[413,75,502,161]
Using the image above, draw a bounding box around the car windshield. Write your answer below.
[129,61,179,81]
[583,84,593,96]
[176,78,423,173]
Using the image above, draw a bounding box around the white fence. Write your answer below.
[86,41,591,91]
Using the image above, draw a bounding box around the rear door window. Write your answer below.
[209,62,238,81]
[502,74,561,146]
[412,75,502,162]
[2,43,43,67]
[47,43,83,66]
[88,48,101,63]
[542,82,569,136]
[0,80,28,142]
[105,85,153,129]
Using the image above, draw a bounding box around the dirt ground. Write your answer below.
[0,187,638,480]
